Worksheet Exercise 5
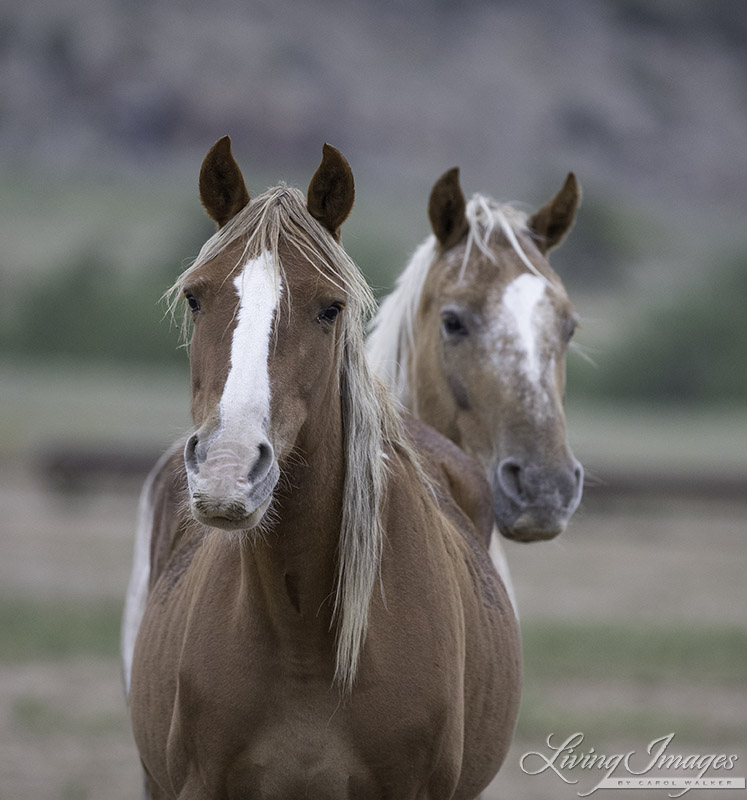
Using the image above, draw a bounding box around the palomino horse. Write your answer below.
[128,138,520,799]
[368,169,584,562]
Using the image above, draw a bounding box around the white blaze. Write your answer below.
[219,252,280,435]
[499,273,548,385]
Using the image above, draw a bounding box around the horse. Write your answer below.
[367,168,584,608]
[127,137,521,800]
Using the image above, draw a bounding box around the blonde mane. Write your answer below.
[367,195,544,405]
[167,185,413,691]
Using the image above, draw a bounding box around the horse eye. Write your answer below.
[186,293,200,313]
[441,311,468,338]
[317,303,342,324]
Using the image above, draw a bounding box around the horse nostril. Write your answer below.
[184,434,200,475]
[247,440,275,484]
[574,463,584,489]
[568,459,585,508]
[498,459,525,504]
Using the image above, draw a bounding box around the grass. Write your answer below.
[516,688,708,744]
[516,620,747,747]
[0,357,191,457]
[517,621,747,747]
[0,597,122,663]
[565,399,747,474]
[522,620,747,685]
[12,693,125,737]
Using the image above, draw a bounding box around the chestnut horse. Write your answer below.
[368,170,584,606]
[128,138,520,799]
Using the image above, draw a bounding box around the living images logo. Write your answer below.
[520,732,745,797]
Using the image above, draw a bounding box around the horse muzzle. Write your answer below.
[491,456,584,542]
[184,431,280,531]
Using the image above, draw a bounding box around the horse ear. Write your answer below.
[199,136,250,228]
[428,167,469,249]
[307,144,355,238]
[527,172,581,254]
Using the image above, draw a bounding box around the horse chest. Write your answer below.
[134,599,451,798]
[158,676,459,800]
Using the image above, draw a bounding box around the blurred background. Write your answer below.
[1,0,745,797]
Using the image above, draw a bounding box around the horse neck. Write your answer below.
[240,387,345,626]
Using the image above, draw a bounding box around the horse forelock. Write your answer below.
[462,196,548,283]
[166,183,419,691]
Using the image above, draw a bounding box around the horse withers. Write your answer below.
[127,138,520,799]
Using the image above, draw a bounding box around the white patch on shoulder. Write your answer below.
[489,530,518,619]
[220,252,280,433]
[121,443,180,696]
[498,273,549,385]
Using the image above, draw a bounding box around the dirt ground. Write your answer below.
[1,464,745,800]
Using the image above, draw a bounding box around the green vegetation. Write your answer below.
[517,688,709,745]
[517,620,747,747]
[569,250,747,406]
[0,597,122,663]
[1,251,184,365]
[522,620,747,685]
[553,197,650,290]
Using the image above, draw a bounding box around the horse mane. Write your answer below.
[367,195,545,405]
[167,185,417,691]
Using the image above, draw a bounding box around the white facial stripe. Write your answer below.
[499,273,548,385]
[219,252,279,433]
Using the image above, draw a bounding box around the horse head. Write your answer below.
[174,137,356,532]
[369,169,584,542]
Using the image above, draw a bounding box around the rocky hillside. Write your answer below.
[2,0,745,212]
[2,0,746,403]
